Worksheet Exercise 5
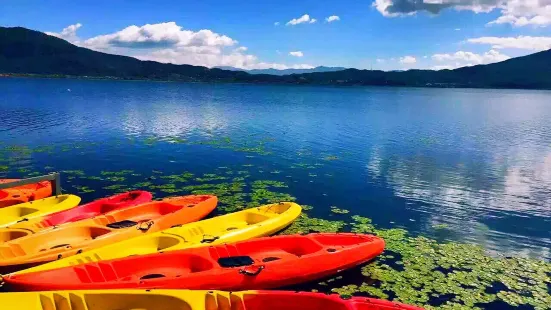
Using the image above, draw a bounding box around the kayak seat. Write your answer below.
[0,230,31,242]
[275,238,323,257]
[218,255,254,268]
[106,220,138,229]
[15,207,40,217]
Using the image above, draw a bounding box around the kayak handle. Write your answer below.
[200,235,219,243]
[239,265,265,276]
[16,218,29,223]
[136,221,154,231]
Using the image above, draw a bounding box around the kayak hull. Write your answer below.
[3,233,384,291]
[0,179,52,208]
[0,195,216,272]
[0,289,424,310]
[15,202,302,274]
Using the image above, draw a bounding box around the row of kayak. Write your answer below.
[1,289,422,309]
[0,180,423,309]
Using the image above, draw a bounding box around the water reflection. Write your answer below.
[366,145,551,258]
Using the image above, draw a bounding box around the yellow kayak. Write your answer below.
[16,202,301,274]
[0,195,81,228]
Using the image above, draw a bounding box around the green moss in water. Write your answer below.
[73,185,95,193]
[327,216,551,310]
[160,172,194,182]
[195,173,229,182]
[281,213,346,235]
[0,166,8,171]
[63,170,85,176]
[330,206,350,214]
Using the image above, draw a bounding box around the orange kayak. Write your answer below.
[0,195,217,273]
[1,233,384,291]
[0,179,52,208]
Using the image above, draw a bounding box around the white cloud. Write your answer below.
[455,28,461,31]
[468,36,551,51]
[46,23,82,41]
[289,51,304,57]
[399,55,417,64]
[372,0,551,27]
[274,22,280,26]
[431,49,510,68]
[488,0,551,27]
[82,22,236,50]
[376,58,386,63]
[286,14,317,25]
[326,15,341,23]
[47,22,313,70]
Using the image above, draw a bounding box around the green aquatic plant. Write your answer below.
[101,170,133,176]
[0,166,9,171]
[62,170,85,176]
[326,216,551,310]
[160,172,194,182]
[281,213,345,235]
[73,185,95,193]
[324,155,339,161]
[195,173,229,182]
[106,176,125,182]
[330,206,350,214]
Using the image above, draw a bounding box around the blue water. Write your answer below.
[1,78,550,259]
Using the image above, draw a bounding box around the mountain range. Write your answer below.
[215,66,348,76]
[1,26,551,89]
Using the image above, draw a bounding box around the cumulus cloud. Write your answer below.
[289,51,304,57]
[488,0,551,27]
[82,22,236,50]
[46,23,82,41]
[372,0,551,27]
[47,22,313,70]
[399,55,417,64]
[468,36,551,51]
[274,22,280,26]
[431,49,510,68]
[376,58,386,63]
[326,15,341,22]
[286,14,317,25]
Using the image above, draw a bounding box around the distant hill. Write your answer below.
[1,26,551,89]
[215,66,348,75]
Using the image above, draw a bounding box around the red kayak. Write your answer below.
[34,191,153,228]
[1,233,385,291]
[242,291,424,310]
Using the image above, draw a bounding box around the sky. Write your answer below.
[1,0,551,71]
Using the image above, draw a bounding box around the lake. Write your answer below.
[0,78,550,308]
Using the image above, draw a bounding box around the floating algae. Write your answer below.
[330,206,350,214]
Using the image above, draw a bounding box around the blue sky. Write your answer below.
[1,0,551,70]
